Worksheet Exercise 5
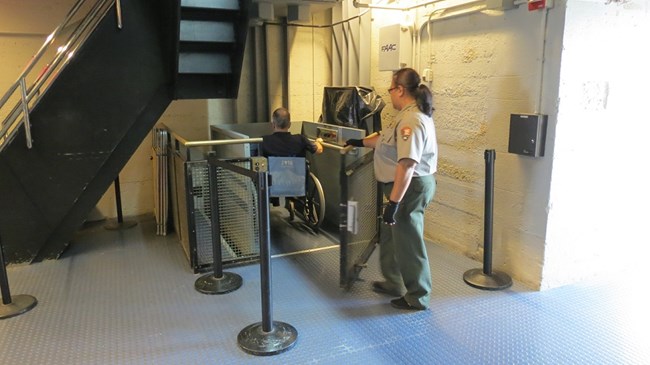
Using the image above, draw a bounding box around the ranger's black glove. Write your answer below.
[345,139,364,147]
[383,200,399,225]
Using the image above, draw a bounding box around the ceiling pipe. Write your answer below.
[353,0,516,11]
[352,0,447,11]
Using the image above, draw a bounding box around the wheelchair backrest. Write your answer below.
[267,156,306,197]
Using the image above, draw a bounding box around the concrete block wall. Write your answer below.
[364,3,562,289]
[288,11,332,122]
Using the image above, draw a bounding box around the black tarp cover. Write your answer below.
[321,86,385,134]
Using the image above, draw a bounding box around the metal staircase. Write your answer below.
[0,0,250,263]
[175,0,249,99]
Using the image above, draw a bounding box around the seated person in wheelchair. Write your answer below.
[260,107,324,157]
[261,107,323,208]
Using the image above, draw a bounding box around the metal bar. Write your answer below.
[29,0,110,97]
[0,235,12,305]
[208,163,225,278]
[255,170,273,332]
[114,176,124,223]
[18,78,32,149]
[185,162,200,271]
[210,158,258,180]
[184,138,263,148]
[2,0,113,150]
[483,149,495,275]
[339,151,349,287]
[0,0,91,109]
[462,149,511,290]
[179,136,354,152]
[355,0,487,13]
[115,0,123,29]
[305,137,354,153]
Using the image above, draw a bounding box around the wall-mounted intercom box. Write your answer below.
[508,113,548,157]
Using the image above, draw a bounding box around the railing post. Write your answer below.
[115,0,123,29]
[237,167,297,356]
[104,176,137,230]
[463,149,512,290]
[18,77,32,149]
[0,234,38,319]
[194,157,242,294]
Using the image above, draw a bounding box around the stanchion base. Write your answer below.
[195,272,242,294]
[238,321,298,356]
[103,220,138,231]
[0,294,38,319]
[463,268,512,291]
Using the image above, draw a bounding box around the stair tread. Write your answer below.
[181,0,239,10]
[179,42,235,54]
[178,52,232,74]
[180,20,235,43]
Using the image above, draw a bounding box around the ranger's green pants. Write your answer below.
[379,175,435,308]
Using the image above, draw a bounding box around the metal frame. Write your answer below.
[339,149,380,289]
[164,127,380,288]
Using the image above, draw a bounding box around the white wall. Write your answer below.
[543,0,650,288]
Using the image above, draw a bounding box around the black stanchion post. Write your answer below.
[195,160,242,294]
[0,235,38,319]
[104,176,137,230]
[463,149,512,290]
[237,169,297,356]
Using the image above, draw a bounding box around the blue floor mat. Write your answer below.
[1,216,649,364]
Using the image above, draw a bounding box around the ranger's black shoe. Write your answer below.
[390,297,427,311]
[372,281,402,297]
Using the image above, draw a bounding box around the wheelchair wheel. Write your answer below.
[286,198,295,222]
[303,172,325,230]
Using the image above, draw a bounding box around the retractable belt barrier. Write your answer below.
[202,156,298,356]
[0,234,38,319]
[463,149,512,290]
[104,176,137,231]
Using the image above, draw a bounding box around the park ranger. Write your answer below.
[346,68,437,311]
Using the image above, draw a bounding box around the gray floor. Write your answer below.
[2,215,649,365]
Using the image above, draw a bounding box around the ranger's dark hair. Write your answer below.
[393,68,434,117]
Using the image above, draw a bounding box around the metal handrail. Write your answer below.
[1,0,110,143]
[171,131,355,155]
[0,0,120,153]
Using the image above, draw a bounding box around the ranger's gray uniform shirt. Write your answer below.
[374,102,437,183]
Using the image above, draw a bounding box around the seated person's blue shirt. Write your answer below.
[260,132,317,157]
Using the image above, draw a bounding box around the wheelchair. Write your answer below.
[267,156,325,232]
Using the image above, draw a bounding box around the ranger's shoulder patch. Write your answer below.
[400,126,412,141]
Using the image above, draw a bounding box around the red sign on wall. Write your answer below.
[528,0,546,10]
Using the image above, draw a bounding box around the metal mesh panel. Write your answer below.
[188,160,259,268]
[188,162,213,267]
[343,155,379,286]
[213,163,260,262]
[152,128,169,236]
[174,155,190,261]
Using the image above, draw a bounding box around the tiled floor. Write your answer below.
[1,215,648,364]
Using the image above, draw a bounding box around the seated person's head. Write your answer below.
[272,107,291,131]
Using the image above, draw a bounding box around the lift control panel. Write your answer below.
[317,126,338,144]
